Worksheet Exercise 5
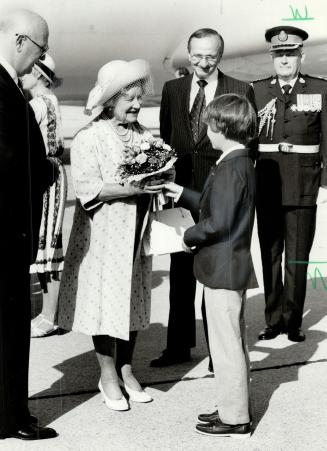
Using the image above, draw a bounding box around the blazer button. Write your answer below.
[21,232,27,238]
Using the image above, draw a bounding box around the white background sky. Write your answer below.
[2,0,327,101]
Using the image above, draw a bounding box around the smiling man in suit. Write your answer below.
[0,9,57,440]
[151,28,255,368]
[253,26,327,343]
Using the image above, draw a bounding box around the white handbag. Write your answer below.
[142,198,195,256]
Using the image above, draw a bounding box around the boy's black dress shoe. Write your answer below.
[0,424,58,440]
[258,326,281,340]
[196,418,251,438]
[288,328,305,342]
[198,410,253,425]
[150,349,191,367]
[198,410,218,423]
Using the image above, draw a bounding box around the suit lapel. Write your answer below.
[199,165,217,202]
[288,73,307,103]
[199,149,249,202]
[179,75,194,141]
[0,64,27,106]
[215,69,227,97]
[196,70,221,145]
[269,76,287,103]
[271,73,307,107]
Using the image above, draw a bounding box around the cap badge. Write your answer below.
[278,30,288,42]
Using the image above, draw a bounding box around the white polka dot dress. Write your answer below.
[58,120,153,340]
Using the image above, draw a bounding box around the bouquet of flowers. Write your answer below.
[117,137,177,183]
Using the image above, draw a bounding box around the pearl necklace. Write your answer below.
[110,120,134,144]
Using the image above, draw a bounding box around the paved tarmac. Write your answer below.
[3,164,327,450]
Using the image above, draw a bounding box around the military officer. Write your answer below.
[252,26,327,342]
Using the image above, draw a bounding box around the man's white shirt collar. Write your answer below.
[192,68,218,86]
[216,144,246,166]
[189,69,219,111]
[279,77,298,92]
[0,55,18,85]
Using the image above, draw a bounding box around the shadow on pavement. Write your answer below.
[247,280,327,429]
[29,274,327,430]
[29,319,210,426]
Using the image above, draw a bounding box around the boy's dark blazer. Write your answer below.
[181,148,258,290]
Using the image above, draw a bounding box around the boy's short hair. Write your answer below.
[203,94,257,146]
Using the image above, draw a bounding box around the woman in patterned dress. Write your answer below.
[21,54,67,337]
[58,60,163,411]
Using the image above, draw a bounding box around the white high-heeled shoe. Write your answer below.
[98,380,129,411]
[118,378,152,403]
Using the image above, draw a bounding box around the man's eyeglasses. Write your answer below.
[190,54,220,64]
[15,34,49,59]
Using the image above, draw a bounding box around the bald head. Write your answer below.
[0,9,48,36]
[0,8,48,76]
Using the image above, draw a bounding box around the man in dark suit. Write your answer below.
[0,9,57,440]
[151,28,255,367]
[253,26,327,342]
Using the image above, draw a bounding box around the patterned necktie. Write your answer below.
[283,84,292,102]
[190,79,207,142]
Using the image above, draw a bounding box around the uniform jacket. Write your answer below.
[0,64,55,265]
[160,70,255,192]
[180,148,258,290]
[253,73,327,206]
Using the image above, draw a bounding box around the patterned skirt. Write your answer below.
[30,157,67,274]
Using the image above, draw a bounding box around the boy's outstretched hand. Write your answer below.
[162,182,184,201]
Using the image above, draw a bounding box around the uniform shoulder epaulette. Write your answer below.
[251,76,272,85]
[303,74,327,83]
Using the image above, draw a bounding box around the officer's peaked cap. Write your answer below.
[265,26,308,51]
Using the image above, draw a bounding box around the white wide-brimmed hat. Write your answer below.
[34,54,56,85]
[84,59,152,115]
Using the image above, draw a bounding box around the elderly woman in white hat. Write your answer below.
[20,54,67,338]
[58,60,162,411]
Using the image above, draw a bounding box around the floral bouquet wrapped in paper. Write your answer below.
[117,137,177,184]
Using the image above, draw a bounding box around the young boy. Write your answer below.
[164,93,258,438]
